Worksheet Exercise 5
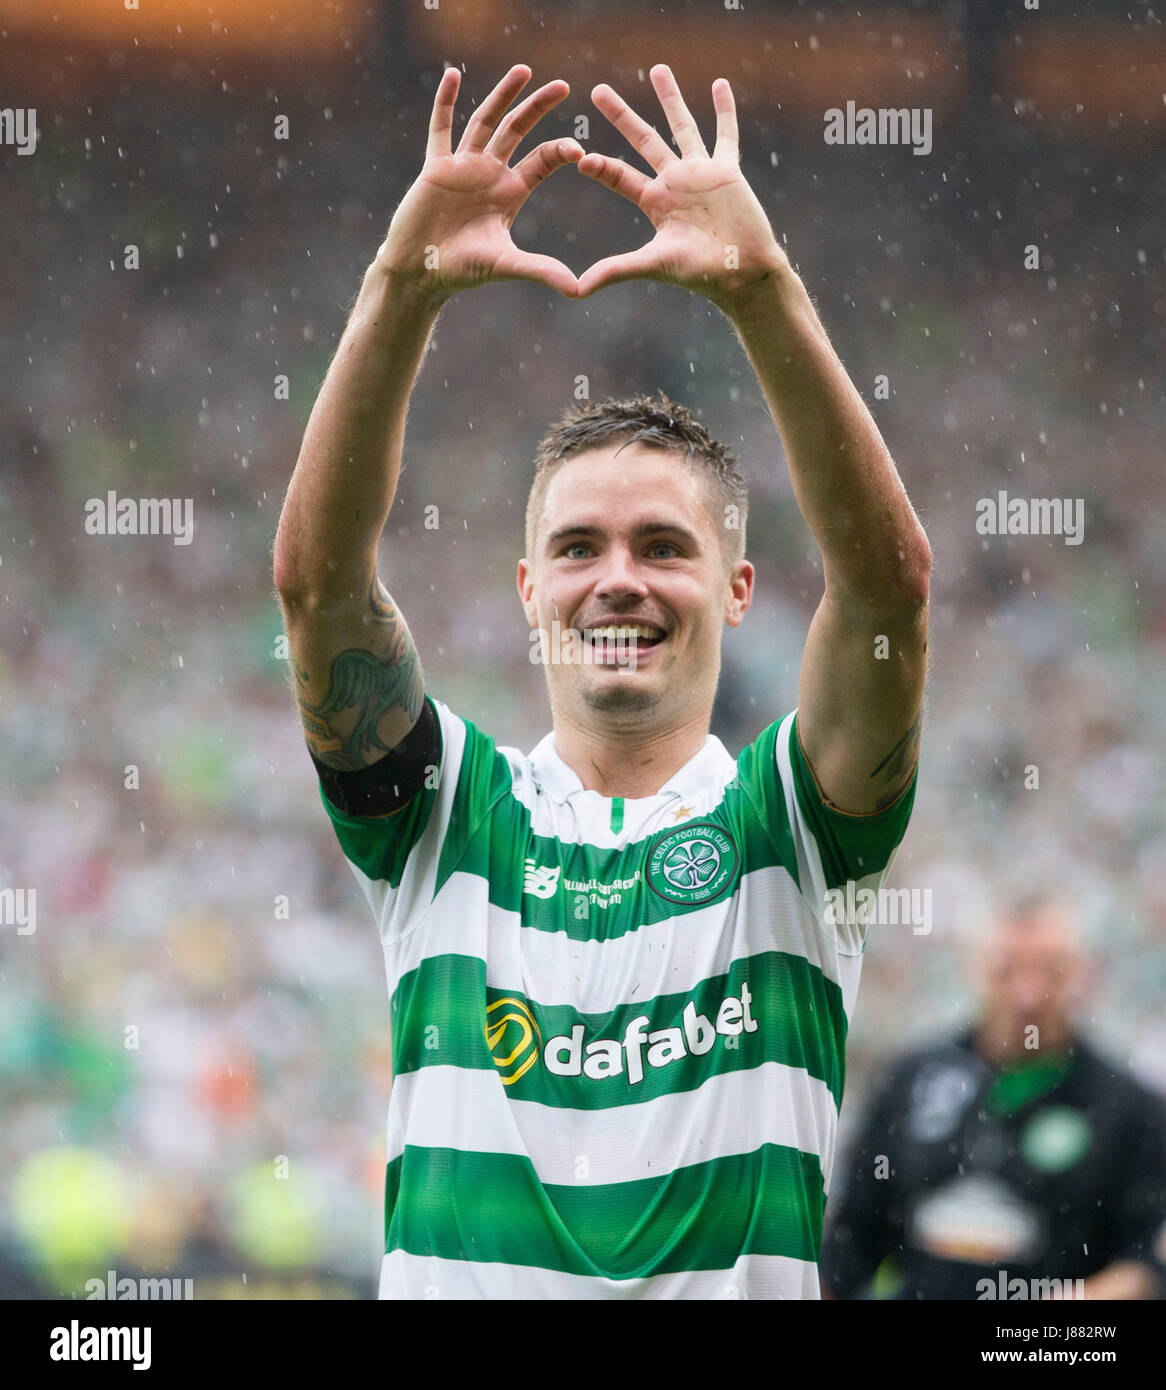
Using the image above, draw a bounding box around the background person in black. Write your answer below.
[820,897,1166,1300]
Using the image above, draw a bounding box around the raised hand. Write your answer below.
[378,64,583,302]
[574,65,787,310]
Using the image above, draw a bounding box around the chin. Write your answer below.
[578,679,661,715]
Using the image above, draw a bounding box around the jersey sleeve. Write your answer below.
[736,708,918,958]
[311,695,503,946]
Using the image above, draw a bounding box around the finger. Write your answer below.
[496,248,579,299]
[512,137,585,193]
[576,245,663,299]
[488,79,570,163]
[458,64,532,155]
[590,81,677,173]
[574,152,651,210]
[426,66,461,161]
[710,77,739,163]
[649,63,708,160]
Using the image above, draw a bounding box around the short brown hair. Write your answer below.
[524,390,748,567]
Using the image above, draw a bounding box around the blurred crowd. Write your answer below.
[1,28,1165,1297]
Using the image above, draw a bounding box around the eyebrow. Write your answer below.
[544,521,703,551]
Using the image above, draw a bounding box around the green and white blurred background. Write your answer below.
[1,0,1164,1297]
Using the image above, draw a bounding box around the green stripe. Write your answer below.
[391,950,847,1107]
[788,712,918,889]
[320,705,913,942]
[385,1143,824,1276]
[318,708,857,933]
[447,777,798,942]
[430,711,806,938]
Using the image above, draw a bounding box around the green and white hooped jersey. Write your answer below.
[317,694,917,1299]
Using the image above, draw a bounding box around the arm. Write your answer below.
[1073,1262,1161,1300]
[731,270,929,815]
[274,64,582,771]
[576,65,930,814]
[275,275,435,771]
[1069,1094,1166,1300]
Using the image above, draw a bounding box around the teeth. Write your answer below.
[586,625,662,641]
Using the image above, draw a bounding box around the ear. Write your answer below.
[724,559,754,627]
[517,556,538,627]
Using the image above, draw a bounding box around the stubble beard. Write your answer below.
[580,678,661,715]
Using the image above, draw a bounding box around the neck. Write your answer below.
[974,1015,1072,1067]
[550,704,711,798]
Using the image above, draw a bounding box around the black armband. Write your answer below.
[310,696,441,817]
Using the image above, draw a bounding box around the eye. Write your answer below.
[564,542,593,560]
[648,541,679,559]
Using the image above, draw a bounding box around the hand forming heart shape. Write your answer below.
[378,63,788,313]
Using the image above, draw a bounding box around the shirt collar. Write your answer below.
[528,728,731,805]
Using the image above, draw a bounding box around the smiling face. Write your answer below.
[517,442,753,732]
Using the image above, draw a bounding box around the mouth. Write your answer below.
[581,623,667,665]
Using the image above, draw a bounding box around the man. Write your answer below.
[274,62,930,1298]
[820,898,1166,1300]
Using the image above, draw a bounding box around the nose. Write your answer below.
[593,544,650,601]
[1003,969,1053,1014]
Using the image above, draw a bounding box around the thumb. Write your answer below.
[575,245,661,299]
[496,247,579,299]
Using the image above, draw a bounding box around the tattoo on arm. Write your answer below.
[296,577,424,771]
[869,713,921,810]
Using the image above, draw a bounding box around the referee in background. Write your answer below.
[820,896,1166,1299]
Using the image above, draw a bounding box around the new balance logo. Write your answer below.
[523,860,560,899]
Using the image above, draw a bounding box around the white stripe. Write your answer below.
[379,1248,819,1300]
[775,711,830,925]
[387,1060,838,1185]
[389,862,843,1013]
[342,699,468,947]
[775,710,905,1016]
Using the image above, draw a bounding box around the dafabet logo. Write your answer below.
[485,997,543,1085]
[486,986,759,1088]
